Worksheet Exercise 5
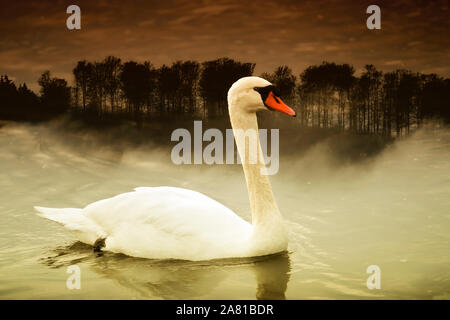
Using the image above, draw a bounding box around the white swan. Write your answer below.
[35,76,296,261]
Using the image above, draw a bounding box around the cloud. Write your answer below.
[384,60,404,66]
[293,42,319,53]
[407,41,422,47]
[192,4,237,16]
[138,20,155,27]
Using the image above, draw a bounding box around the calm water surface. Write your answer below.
[0,123,449,299]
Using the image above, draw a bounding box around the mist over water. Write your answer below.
[0,121,449,299]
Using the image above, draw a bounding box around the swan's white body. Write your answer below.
[35,77,291,261]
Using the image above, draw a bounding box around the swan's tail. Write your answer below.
[35,206,83,223]
[34,206,106,245]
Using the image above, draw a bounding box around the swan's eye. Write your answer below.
[254,85,277,108]
[254,85,275,95]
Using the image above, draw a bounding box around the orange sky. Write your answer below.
[0,0,449,91]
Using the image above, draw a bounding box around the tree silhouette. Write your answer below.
[332,64,355,129]
[38,71,71,117]
[178,60,200,114]
[73,60,91,111]
[17,83,39,119]
[420,74,450,123]
[0,75,40,121]
[88,62,108,115]
[359,65,382,134]
[1,56,449,133]
[381,72,397,135]
[156,61,201,116]
[200,58,255,118]
[300,62,339,127]
[103,56,122,113]
[262,66,297,106]
[120,61,155,126]
[157,64,175,114]
[0,75,19,119]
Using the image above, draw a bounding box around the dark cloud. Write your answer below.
[0,0,448,91]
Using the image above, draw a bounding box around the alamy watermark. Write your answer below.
[66,5,81,30]
[366,265,381,290]
[65,4,379,31]
[171,121,279,175]
[366,5,381,30]
[66,265,81,290]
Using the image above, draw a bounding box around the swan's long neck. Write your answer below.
[229,108,281,227]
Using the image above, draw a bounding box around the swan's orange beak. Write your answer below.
[264,91,296,117]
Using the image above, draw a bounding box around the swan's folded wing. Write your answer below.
[81,187,252,260]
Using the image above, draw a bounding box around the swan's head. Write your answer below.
[228,76,296,117]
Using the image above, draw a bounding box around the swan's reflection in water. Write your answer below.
[41,242,291,300]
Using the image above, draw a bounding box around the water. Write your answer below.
[0,122,449,299]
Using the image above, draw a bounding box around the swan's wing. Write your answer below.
[82,187,252,260]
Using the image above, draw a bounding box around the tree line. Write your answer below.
[1,56,449,136]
